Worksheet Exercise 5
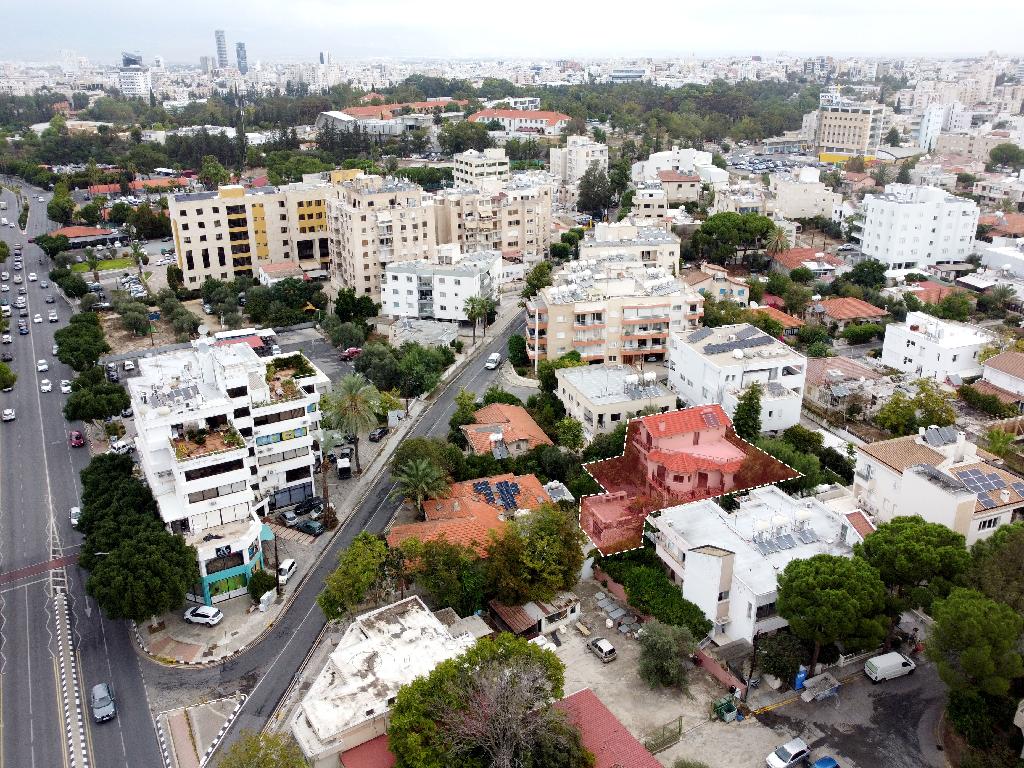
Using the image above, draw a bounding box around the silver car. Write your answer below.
[90,683,117,723]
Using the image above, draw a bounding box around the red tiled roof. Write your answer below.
[638,404,730,437]
[88,177,189,195]
[761,293,786,308]
[845,511,876,540]
[554,689,662,768]
[340,735,396,768]
[980,213,1024,237]
[984,351,1024,381]
[462,404,552,455]
[647,448,746,474]
[468,109,571,126]
[343,99,465,120]
[488,599,537,634]
[816,297,888,321]
[906,280,958,305]
[213,335,264,350]
[773,248,844,271]
[972,379,1023,406]
[749,305,804,329]
[48,225,114,239]
[657,170,701,183]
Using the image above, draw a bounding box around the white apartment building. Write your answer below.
[290,596,474,768]
[128,339,329,605]
[326,174,437,300]
[578,220,680,274]
[549,134,609,185]
[383,256,495,322]
[452,147,510,188]
[973,171,1024,211]
[668,324,807,433]
[631,146,729,189]
[712,184,768,216]
[555,364,676,440]
[769,167,842,220]
[117,65,151,98]
[631,183,670,222]
[169,181,334,286]
[881,311,994,381]
[525,254,703,365]
[648,485,859,645]
[853,427,1024,545]
[855,184,979,274]
[432,175,553,265]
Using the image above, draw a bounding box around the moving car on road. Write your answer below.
[69,430,85,447]
[69,506,81,528]
[61,380,73,394]
[485,352,502,369]
[36,359,48,372]
[90,683,117,723]
[1,409,14,422]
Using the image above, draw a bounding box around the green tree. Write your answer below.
[246,569,278,603]
[777,554,888,670]
[393,458,451,516]
[984,427,1015,459]
[390,436,465,480]
[549,242,571,261]
[0,241,9,263]
[846,155,866,173]
[0,363,15,391]
[198,154,230,188]
[463,295,495,344]
[875,390,917,436]
[508,334,529,367]
[913,378,956,427]
[483,386,523,406]
[896,163,912,184]
[637,620,696,688]
[841,323,884,345]
[85,528,199,623]
[216,730,307,768]
[806,341,833,358]
[439,120,493,153]
[989,143,1024,171]
[733,382,762,441]
[928,588,1024,696]
[765,227,791,256]
[324,374,380,472]
[318,532,391,619]
[399,537,486,617]
[789,266,814,284]
[582,423,628,462]
[885,127,902,147]
[969,523,1024,616]
[487,505,587,605]
[522,260,553,299]
[63,366,130,422]
[929,292,972,322]
[756,631,805,686]
[555,417,585,451]
[848,259,887,290]
[782,284,812,316]
[577,163,613,217]
[34,234,70,258]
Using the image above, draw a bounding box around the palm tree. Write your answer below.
[85,247,100,284]
[765,227,790,256]
[130,242,146,279]
[989,284,1017,311]
[986,427,1016,458]
[392,458,450,518]
[326,374,380,473]
[464,296,488,344]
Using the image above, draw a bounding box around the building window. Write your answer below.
[717,590,730,602]
[979,517,1000,531]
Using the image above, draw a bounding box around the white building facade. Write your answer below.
[383,257,495,322]
[880,311,994,381]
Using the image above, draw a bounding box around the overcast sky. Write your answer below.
[10,0,1024,63]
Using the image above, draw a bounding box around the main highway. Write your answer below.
[0,173,526,767]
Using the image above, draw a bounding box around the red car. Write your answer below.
[339,347,362,361]
[69,430,86,448]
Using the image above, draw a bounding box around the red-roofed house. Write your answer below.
[343,99,466,120]
[87,176,190,196]
[748,305,805,336]
[387,473,551,555]
[489,591,581,638]
[257,261,308,286]
[899,279,960,305]
[771,248,848,282]
[461,404,553,458]
[468,109,571,136]
[807,297,888,331]
[980,212,1024,239]
[42,225,118,249]
[581,406,798,552]
[554,689,662,768]
[656,169,701,205]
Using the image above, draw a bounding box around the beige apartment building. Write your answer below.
[326,174,437,300]
[525,254,703,365]
[815,89,890,162]
[935,131,1019,161]
[452,147,510,188]
[578,220,680,275]
[631,183,669,222]
[169,182,334,285]
[433,175,553,265]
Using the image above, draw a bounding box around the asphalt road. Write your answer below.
[143,313,527,758]
[0,179,163,768]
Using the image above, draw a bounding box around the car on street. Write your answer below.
[121,407,133,418]
[45,295,55,303]
[39,379,51,392]
[766,738,811,768]
[48,311,58,323]
[36,359,48,372]
[485,352,502,369]
[1,335,10,344]
[108,439,133,455]
[69,430,85,447]
[17,326,27,335]
[89,683,117,723]
[32,314,41,323]
[123,359,135,371]
[69,506,81,528]
[864,651,916,683]
[811,759,840,768]
[37,196,44,202]
[295,496,325,516]
[277,558,297,585]
[279,509,300,527]
[0,285,7,293]
[61,380,72,394]
[12,275,20,284]
[0,352,10,362]
[339,347,362,361]
[587,637,618,663]
[368,426,389,442]
[1,409,13,421]
[52,344,59,355]
[183,605,224,626]
[27,272,36,281]
[0,272,7,281]
[39,281,48,288]
[296,519,325,537]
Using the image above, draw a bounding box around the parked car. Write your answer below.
[61,380,72,394]
[69,506,81,528]
[811,759,840,768]
[484,352,502,369]
[296,519,325,537]
[90,683,117,723]
[0,352,10,362]
[368,426,389,442]
[36,359,48,372]
[295,496,325,516]
[279,509,300,527]
[1,409,14,422]
[339,347,362,361]
[123,359,135,371]
[766,738,811,768]
[183,605,224,626]
[69,430,85,447]
[587,637,617,663]
[108,439,133,455]
[277,558,298,586]
[863,651,915,683]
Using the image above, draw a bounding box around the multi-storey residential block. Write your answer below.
[578,220,680,274]
[555,364,676,440]
[382,255,495,322]
[973,171,1024,212]
[881,311,994,381]
[327,174,436,300]
[668,323,807,433]
[117,64,151,98]
[452,147,510,188]
[656,170,701,205]
[127,338,329,604]
[769,167,842,219]
[525,254,703,365]
[855,184,978,274]
[631,146,729,188]
[631,182,670,222]
[549,134,609,185]
[815,87,890,162]
[934,130,1020,161]
[432,175,553,265]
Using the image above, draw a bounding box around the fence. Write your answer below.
[643,715,684,753]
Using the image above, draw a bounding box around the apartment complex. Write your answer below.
[814,88,890,162]
[525,254,703,365]
[169,180,335,285]
[555,364,676,440]
[973,171,1024,211]
[433,175,553,265]
[935,131,1020,161]
[127,339,329,604]
[326,174,437,300]
[549,134,609,185]
[117,64,151,98]
[466,108,571,136]
[855,184,979,273]
[769,167,842,219]
[578,220,680,274]
[631,182,670,222]
[452,147,510,188]
[382,256,495,322]
[880,311,994,381]
[668,324,807,433]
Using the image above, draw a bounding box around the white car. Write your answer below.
[27,273,36,282]
[0,272,7,280]
[12,275,21,284]
[37,196,44,202]
[1,335,10,344]
[48,312,58,323]
[32,314,42,324]
[1,408,13,422]
[123,360,135,371]
[52,344,59,355]
[484,352,502,370]
[0,285,7,292]
[36,359,48,372]
[183,605,223,626]
[39,379,51,393]
[60,380,72,394]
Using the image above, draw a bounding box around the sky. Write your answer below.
[8,0,1024,63]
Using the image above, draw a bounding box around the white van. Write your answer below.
[277,558,297,586]
[0,218,7,226]
[484,352,502,370]
[864,651,916,683]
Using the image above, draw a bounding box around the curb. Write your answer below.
[153,714,174,768]
[198,695,247,767]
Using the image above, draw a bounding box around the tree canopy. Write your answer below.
[319,532,395,620]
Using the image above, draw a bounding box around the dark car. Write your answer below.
[339,346,362,361]
[295,496,324,516]
[368,426,390,442]
[344,433,358,444]
[17,326,28,335]
[296,519,325,537]
[69,430,85,448]
[44,295,55,304]
[121,407,133,418]
[0,352,10,362]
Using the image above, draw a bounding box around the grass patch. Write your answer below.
[71,257,135,273]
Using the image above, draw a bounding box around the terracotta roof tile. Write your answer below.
[773,248,844,271]
[816,297,889,321]
[972,379,1023,406]
[951,462,1024,513]
[637,404,730,437]
[469,109,571,126]
[845,511,876,539]
[980,212,1024,237]
[657,170,701,183]
[462,404,552,455]
[339,735,396,768]
[858,435,945,473]
[749,305,805,329]
[554,689,662,768]
[48,225,114,239]
[984,351,1024,382]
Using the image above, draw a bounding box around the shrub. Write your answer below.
[959,384,1016,418]
[247,568,278,603]
[947,690,995,749]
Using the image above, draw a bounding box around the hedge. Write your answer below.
[958,384,1016,418]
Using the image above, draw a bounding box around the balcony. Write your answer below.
[171,426,245,462]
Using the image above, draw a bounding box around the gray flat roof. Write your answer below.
[557,364,672,406]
